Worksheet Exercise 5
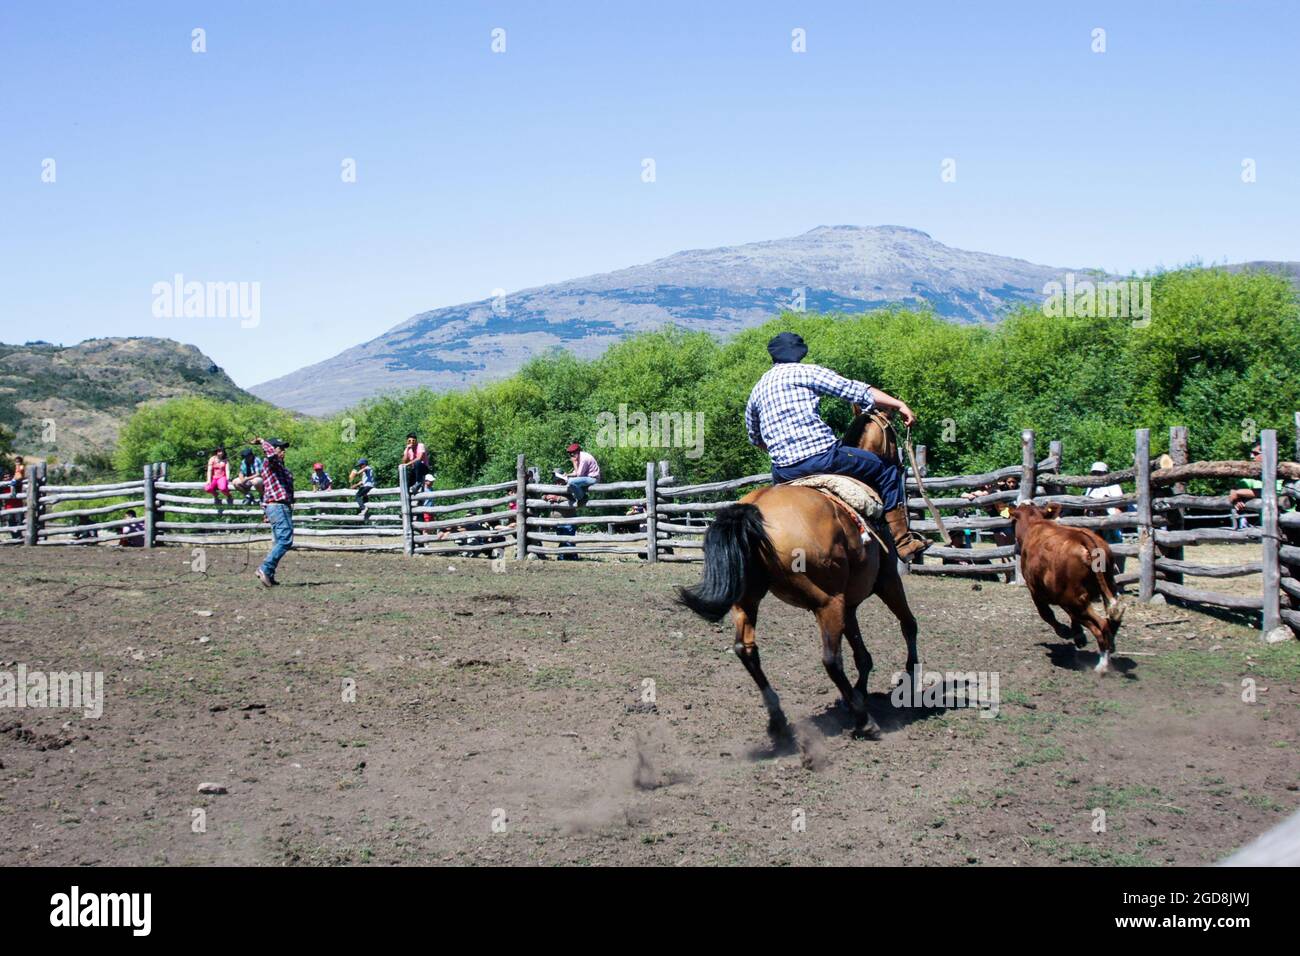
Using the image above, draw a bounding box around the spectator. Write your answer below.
[1227,444,1290,527]
[120,509,144,547]
[250,436,294,587]
[310,462,333,491]
[73,514,99,542]
[204,446,234,507]
[231,447,264,504]
[401,433,430,491]
[2,464,22,538]
[349,458,375,516]
[1085,460,1128,570]
[558,442,601,507]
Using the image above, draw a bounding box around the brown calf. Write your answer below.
[1007,502,1125,672]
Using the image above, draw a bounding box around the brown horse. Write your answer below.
[677,407,919,738]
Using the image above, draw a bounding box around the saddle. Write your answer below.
[787,474,887,548]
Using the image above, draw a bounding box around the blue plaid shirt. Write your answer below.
[745,363,876,467]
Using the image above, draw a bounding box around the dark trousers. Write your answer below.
[771,441,905,511]
[406,460,430,490]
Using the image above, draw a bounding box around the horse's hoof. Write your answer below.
[767,713,791,738]
[852,720,883,741]
[1073,633,1088,649]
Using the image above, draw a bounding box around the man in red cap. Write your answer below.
[558,441,601,506]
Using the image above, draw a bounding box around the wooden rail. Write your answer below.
[8,421,1299,640]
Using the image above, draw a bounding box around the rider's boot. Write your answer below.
[884,505,929,563]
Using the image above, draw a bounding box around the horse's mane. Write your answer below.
[842,414,871,449]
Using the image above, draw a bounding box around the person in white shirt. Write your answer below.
[1084,461,1127,568]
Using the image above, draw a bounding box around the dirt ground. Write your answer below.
[1,544,1297,866]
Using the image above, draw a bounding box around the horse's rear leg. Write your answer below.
[732,593,787,736]
[817,603,880,739]
[873,563,920,682]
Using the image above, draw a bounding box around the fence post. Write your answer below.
[1136,428,1155,602]
[1294,411,1300,463]
[398,463,414,556]
[1261,429,1283,637]
[912,444,927,565]
[1048,439,1062,473]
[515,455,528,560]
[645,461,658,564]
[1013,430,1035,585]
[143,463,157,549]
[1164,426,1188,585]
[23,462,43,545]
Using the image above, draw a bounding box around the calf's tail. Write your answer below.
[1095,559,1125,624]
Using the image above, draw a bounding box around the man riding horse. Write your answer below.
[746,331,929,562]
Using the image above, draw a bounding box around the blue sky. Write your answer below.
[2,1,1296,387]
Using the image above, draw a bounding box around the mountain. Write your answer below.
[1222,260,1300,291]
[251,225,1091,415]
[0,337,255,463]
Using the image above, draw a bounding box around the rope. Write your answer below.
[901,423,951,547]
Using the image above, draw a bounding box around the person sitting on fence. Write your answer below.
[204,446,235,507]
[349,458,375,517]
[7,458,26,539]
[555,442,601,507]
[310,462,333,492]
[231,447,264,504]
[2,464,22,537]
[402,433,431,491]
[249,436,295,588]
[120,510,145,547]
[991,476,1022,548]
[1084,460,1128,570]
[745,331,927,561]
[1227,443,1293,528]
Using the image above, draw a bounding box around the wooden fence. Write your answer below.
[8,422,1300,637]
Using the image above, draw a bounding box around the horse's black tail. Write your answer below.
[676,503,773,622]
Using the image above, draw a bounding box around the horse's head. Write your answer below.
[845,404,898,460]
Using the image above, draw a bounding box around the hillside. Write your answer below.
[0,337,255,463]
[251,225,1089,414]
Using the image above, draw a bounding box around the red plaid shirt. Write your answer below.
[259,440,295,504]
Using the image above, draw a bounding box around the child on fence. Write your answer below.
[205,447,234,507]
[231,448,264,504]
[349,458,375,517]
[2,462,22,538]
[310,463,333,491]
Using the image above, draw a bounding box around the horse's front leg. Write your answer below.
[873,564,919,684]
[843,606,873,697]
[817,604,880,739]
